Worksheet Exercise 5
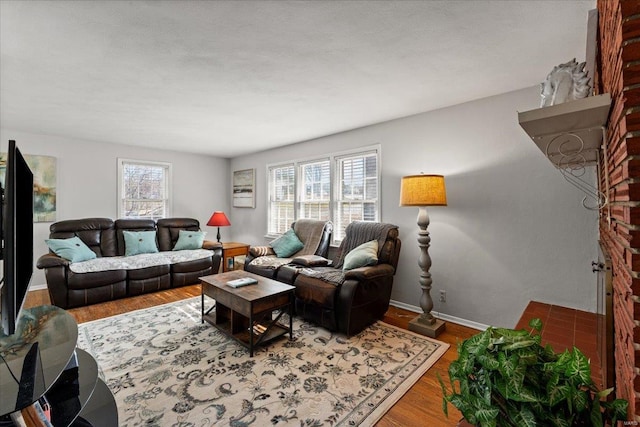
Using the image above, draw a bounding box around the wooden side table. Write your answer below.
[221,242,250,272]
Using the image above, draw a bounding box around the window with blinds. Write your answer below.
[268,164,296,234]
[335,152,379,241]
[266,146,380,244]
[118,159,171,219]
[299,159,330,221]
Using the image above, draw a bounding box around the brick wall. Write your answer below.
[597,0,640,419]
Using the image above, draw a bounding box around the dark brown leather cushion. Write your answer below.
[294,274,338,309]
[114,219,156,256]
[49,218,117,257]
[156,218,200,251]
[67,269,127,290]
[127,264,170,280]
[171,257,212,273]
[291,255,330,267]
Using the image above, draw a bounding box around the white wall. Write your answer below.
[229,86,599,328]
[0,129,230,287]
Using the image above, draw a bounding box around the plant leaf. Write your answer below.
[565,347,592,386]
[502,339,537,351]
[477,353,500,371]
[548,413,571,427]
[589,394,603,427]
[528,317,543,332]
[463,328,491,355]
[542,344,557,362]
[503,385,539,403]
[475,407,499,424]
[573,389,589,412]
[548,384,571,407]
[602,398,629,424]
[512,407,537,427]
[437,372,450,417]
[448,359,464,381]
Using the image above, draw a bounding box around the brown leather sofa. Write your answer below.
[37,217,222,309]
[246,221,400,336]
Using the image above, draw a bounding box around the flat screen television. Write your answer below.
[0,140,34,336]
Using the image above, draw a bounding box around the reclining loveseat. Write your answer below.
[246,221,401,335]
[244,219,333,280]
[37,217,222,309]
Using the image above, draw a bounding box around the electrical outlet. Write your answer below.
[439,290,446,303]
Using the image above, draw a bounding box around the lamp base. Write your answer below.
[408,315,446,338]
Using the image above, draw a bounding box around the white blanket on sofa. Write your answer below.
[68,249,213,273]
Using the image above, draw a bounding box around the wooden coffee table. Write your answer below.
[200,271,294,357]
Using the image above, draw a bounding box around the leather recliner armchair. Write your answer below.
[293,222,401,335]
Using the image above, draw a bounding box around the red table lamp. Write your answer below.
[207,211,231,243]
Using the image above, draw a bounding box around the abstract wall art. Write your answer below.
[0,152,57,222]
[233,168,255,208]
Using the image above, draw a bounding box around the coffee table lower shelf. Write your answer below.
[203,310,291,353]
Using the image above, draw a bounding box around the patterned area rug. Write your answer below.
[76,297,448,426]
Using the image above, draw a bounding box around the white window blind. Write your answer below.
[298,159,330,221]
[118,159,171,219]
[334,152,379,241]
[268,164,296,234]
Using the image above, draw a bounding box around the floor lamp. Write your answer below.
[400,174,447,338]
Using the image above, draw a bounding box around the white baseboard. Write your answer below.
[29,283,48,292]
[389,299,488,331]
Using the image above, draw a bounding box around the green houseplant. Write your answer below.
[439,318,627,427]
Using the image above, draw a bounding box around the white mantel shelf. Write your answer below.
[518,93,612,168]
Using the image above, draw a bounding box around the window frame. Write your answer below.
[117,158,172,220]
[266,144,381,245]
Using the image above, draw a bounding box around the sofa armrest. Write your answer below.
[202,240,222,251]
[36,253,70,269]
[344,264,395,280]
[245,246,276,268]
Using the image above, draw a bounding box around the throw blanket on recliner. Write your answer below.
[249,220,327,270]
[292,219,327,257]
[300,221,398,285]
[334,222,398,269]
[248,256,294,269]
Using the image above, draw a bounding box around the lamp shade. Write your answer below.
[399,174,447,206]
[207,211,231,227]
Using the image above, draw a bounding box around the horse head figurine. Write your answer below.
[540,58,591,107]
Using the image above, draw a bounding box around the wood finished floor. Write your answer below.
[24,286,474,426]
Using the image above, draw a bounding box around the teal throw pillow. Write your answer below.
[343,240,379,271]
[45,236,97,263]
[123,230,159,256]
[173,230,206,251]
[270,229,304,258]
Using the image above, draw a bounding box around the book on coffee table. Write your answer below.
[227,277,258,288]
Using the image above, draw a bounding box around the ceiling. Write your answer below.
[0,0,596,158]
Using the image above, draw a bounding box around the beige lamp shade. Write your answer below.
[400,174,447,206]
